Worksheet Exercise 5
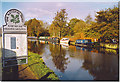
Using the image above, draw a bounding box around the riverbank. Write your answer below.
[70,41,118,50]
[28,37,118,50]
[2,51,59,81]
[100,43,118,50]
[26,51,59,80]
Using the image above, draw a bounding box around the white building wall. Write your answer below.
[4,34,27,58]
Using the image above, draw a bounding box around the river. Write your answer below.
[28,39,118,80]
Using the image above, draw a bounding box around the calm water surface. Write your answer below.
[28,40,118,80]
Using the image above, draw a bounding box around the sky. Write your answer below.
[1,0,120,2]
[1,1,118,27]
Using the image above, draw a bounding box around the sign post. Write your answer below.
[2,9,28,67]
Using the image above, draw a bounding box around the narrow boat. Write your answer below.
[60,38,69,44]
[75,39,93,47]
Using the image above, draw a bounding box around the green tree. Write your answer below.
[52,9,68,38]
[43,22,50,30]
[87,6,119,42]
[85,21,101,39]
[74,20,88,38]
[25,18,49,37]
[85,14,92,24]
[68,18,80,36]
[49,23,59,37]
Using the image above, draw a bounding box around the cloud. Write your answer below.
[11,2,117,24]
[56,3,64,7]
[22,8,54,19]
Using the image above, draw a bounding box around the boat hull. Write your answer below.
[60,40,69,44]
[75,43,92,48]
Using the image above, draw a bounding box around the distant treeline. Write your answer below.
[25,19,50,37]
[25,6,118,43]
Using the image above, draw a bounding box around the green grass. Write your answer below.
[27,51,59,80]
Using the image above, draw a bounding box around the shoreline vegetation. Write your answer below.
[25,6,118,47]
[24,51,59,80]
[70,41,118,50]
[25,6,118,50]
[33,36,118,50]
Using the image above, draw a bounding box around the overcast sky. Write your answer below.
[1,1,118,27]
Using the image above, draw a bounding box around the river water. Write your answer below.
[28,40,118,80]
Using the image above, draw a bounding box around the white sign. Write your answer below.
[2,9,28,67]
[3,9,27,32]
[5,9,24,25]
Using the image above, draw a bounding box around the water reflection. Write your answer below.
[76,46,93,51]
[39,40,49,44]
[99,48,118,55]
[60,43,69,49]
[82,52,118,80]
[49,44,68,73]
[28,39,45,55]
[28,40,118,80]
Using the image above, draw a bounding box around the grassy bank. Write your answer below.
[26,51,59,80]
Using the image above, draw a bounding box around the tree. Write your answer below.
[49,23,59,37]
[43,22,50,30]
[73,20,88,38]
[89,6,118,42]
[25,18,50,37]
[68,18,80,36]
[85,21,101,39]
[52,9,68,38]
[85,14,92,24]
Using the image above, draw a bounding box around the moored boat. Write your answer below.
[60,38,70,44]
[75,39,93,47]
